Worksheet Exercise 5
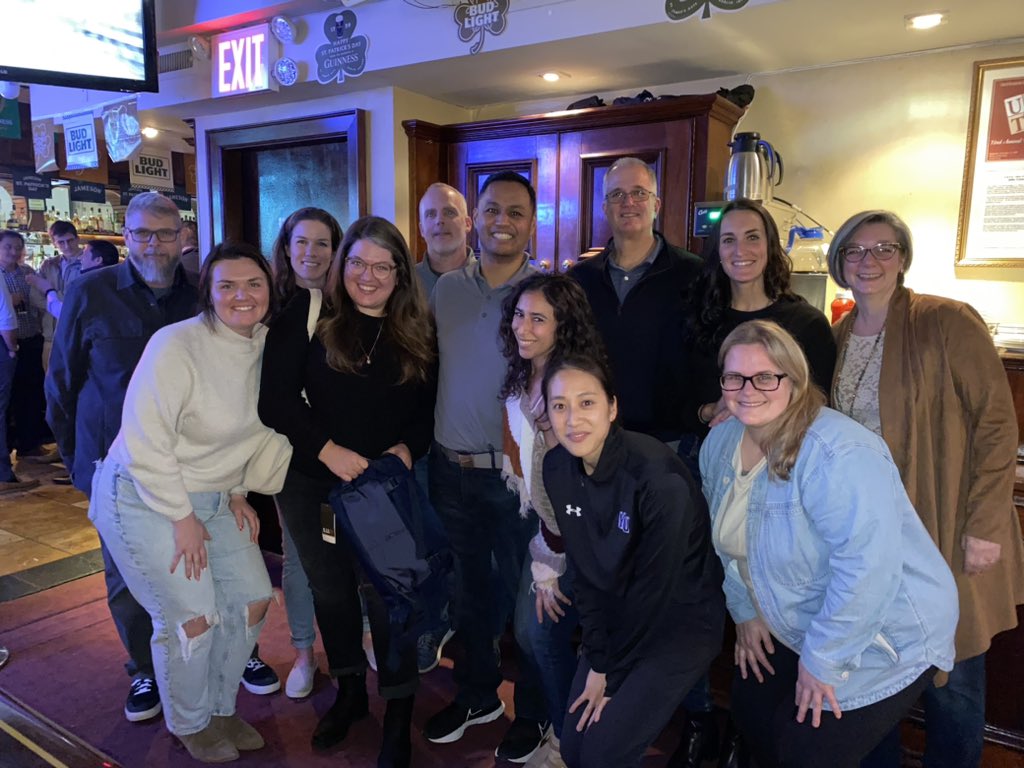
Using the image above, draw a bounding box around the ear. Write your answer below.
[609,396,618,423]
[653,194,662,218]
[462,215,473,235]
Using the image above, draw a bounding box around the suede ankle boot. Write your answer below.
[378,695,414,768]
[311,672,370,751]
[177,722,239,763]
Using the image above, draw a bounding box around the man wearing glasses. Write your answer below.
[45,192,196,725]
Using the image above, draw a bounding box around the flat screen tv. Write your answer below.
[0,0,158,93]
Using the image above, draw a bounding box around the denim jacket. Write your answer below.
[699,408,957,710]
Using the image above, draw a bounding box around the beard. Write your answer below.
[130,251,179,286]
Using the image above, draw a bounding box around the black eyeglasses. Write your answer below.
[720,373,789,392]
[839,242,902,262]
[604,188,654,204]
[126,228,181,243]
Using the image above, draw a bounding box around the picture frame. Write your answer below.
[955,56,1024,268]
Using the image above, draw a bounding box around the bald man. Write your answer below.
[416,183,475,296]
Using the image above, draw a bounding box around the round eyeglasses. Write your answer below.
[345,257,396,279]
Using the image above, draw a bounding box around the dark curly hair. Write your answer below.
[498,273,607,399]
[688,198,798,353]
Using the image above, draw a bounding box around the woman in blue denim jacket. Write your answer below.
[699,319,957,768]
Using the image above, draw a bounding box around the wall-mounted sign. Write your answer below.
[316,10,368,85]
[63,110,99,170]
[665,0,749,21]
[0,98,20,140]
[454,0,509,55]
[12,170,52,200]
[32,118,56,173]
[165,191,193,212]
[69,180,107,204]
[129,148,174,190]
[102,98,142,163]
[212,23,279,97]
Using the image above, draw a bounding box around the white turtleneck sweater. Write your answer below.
[107,314,292,521]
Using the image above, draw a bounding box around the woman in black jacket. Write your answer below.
[541,353,725,768]
[259,216,436,768]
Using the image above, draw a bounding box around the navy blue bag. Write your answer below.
[327,453,453,666]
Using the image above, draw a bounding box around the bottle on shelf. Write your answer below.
[830,289,856,324]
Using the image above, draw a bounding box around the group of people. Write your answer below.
[30,152,1022,768]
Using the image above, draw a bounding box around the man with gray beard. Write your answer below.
[45,192,196,724]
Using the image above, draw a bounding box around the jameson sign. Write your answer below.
[315,10,368,85]
[454,0,509,54]
[665,0,749,20]
[69,181,107,203]
[129,148,174,190]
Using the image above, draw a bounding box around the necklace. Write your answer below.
[362,319,384,366]
[837,324,884,414]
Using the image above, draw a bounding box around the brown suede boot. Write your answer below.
[213,714,265,751]
[176,723,239,763]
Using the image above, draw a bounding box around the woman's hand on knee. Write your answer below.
[569,669,610,732]
[735,617,776,683]
[229,494,261,543]
[171,512,211,581]
[795,660,841,728]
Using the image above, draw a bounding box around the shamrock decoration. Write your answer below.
[316,9,369,85]
[453,0,510,55]
[665,0,749,21]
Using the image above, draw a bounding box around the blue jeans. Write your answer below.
[275,503,317,649]
[514,550,578,738]
[0,342,16,481]
[859,653,986,768]
[90,459,273,735]
[428,443,545,719]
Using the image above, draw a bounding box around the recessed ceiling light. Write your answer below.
[906,11,947,30]
[141,126,160,139]
[540,71,570,83]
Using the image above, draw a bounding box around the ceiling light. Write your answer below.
[541,71,570,83]
[905,11,947,30]
[141,126,160,139]
[271,16,297,44]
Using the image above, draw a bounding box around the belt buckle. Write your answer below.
[457,453,476,469]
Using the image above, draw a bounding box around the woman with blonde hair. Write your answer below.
[699,319,957,768]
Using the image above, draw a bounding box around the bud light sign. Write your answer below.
[129,148,174,190]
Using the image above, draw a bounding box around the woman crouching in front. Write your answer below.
[700,319,957,768]
[541,354,725,768]
[89,242,292,763]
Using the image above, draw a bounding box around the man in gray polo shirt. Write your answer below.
[415,182,475,297]
[423,171,549,762]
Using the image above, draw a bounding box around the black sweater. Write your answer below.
[542,427,724,695]
[258,291,436,482]
[570,236,702,441]
[681,297,837,435]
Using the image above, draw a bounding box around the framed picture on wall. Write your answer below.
[956,56,1024,267]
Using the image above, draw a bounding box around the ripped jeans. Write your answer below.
[90,458,273,735]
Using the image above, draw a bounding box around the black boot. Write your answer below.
[311,672,370,751]
[718,721,750,768]
[668,710,720,767]
[378,695,414,768]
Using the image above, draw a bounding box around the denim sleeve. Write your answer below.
[796,442,904,687]
[722,559,758,625]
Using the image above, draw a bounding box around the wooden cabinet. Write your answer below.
[403,94,744,270]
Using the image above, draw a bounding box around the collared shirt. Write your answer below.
[0,264,43,339]
[415,247,477,298]
[431,256,537,453]
[44,259,197,494]
[605,234,663,304]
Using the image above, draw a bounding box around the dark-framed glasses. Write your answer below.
[126,227,181,243]
[604,188,654,204]
[839,242,902,262]
[720,372,789,392]
[345,257,396,279]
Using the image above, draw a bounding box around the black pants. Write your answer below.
[274,466,417,698]
[98,533,155,678]
[561,601,725,768]
[9,334,50,452]
[731,641,936,768]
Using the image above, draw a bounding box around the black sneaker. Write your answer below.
[124,675,162,722]
[241,654,280,694]
[496,717,551,763]
[423,699,505,744]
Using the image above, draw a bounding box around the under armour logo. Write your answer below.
[617,511,630,533]
[565,504,581,517]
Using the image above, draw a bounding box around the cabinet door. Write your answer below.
[558,120,694,270]
[449,134,558,269]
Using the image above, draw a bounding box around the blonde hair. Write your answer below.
[719,320,825,480]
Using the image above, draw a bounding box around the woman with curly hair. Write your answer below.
[259,216,436,768]
[681,200,835,474]
[497,273,607,767]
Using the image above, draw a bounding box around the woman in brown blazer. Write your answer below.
[827,209,1024,768]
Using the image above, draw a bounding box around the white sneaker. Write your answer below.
[285,660,315,699]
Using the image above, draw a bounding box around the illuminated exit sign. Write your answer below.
[212,24,279,97]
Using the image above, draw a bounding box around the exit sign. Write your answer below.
[212,24,279,97]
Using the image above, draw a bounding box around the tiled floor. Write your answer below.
[0,451,100,601]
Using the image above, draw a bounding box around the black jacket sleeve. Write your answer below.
[258,292,332,463]
[400,357,437,461]
[44,279,87,475]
